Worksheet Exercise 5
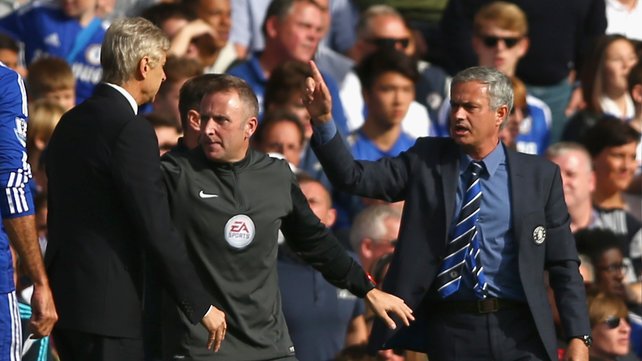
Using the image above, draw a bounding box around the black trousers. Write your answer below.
[53,327,144,361]
[423,305,550,361]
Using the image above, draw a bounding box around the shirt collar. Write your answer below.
[105,83,138,115]
[459,142,505,177]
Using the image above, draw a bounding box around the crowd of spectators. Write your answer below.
[1,0,641,360]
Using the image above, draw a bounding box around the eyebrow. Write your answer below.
[450,100,478,107]
[201,113,231,122]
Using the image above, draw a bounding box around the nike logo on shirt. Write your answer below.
[199,190,218,199]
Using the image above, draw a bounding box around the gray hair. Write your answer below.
[356,4,403,40]
[349,204,401,253]
[451,66,514,114]
[101,17,169,85]
[545,142,593,171]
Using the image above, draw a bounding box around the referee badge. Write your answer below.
[532,226,546,245]
[224,214,255,249]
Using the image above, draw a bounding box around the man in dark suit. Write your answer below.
[45,17,225,361]
[304,62,592,360]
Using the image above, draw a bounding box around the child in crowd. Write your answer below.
[27,56,75,111]
[26,99,65,194]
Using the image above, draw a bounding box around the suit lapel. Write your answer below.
[507,147,527,252]
[437,141,460,245]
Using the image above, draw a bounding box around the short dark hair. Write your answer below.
[575,228,624,267]
[253,110,304,147]
[579,118,641,157]
[199,74,259,119]
[264,60,311,109]
[140,2,193,29]
[355,49,418,90]
[158,56,203,98]
[262,0,324,39]
[0,33,19,52]
[145,112,182,132]
[178,73,220,129]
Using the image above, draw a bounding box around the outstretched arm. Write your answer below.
[365,288,414,330]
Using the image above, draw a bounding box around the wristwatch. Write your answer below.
[570,335,592,348]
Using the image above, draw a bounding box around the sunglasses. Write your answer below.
[368,37,410,49]
[603,316,622,329]
[599,263,628,274]
[479,35,522,49]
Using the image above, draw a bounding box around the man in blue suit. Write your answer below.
[303,62,592,361]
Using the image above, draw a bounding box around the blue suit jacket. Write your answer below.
[312,134,590,361]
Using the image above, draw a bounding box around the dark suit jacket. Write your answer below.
[313,134,590,361]
[45,84,210,338]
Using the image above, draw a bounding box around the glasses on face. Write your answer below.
[368,37,410,49]
[479,35,522,49]
[602,316,623,329]
[599,263,628,274]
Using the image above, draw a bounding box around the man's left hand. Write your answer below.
[29,283,58,338]
[365,288,414,330]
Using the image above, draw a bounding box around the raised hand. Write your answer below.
[303,60,333,124]
[365,288,414,329]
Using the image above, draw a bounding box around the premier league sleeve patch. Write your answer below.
[224,214,255,249]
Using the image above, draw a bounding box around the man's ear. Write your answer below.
[265,16,279,39]
[471,35,482,55]
[361,87,371,107]
[245,117,258,139]
[34,137,47,151]
[325,208,337,228]
[496,105,509,128]
[516,37,530,59]
[361,238,374,259]
[138,56,151,80]
[632,83,642,104]
[188,109,201,132]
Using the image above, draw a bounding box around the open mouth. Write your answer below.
[452,123,470,136]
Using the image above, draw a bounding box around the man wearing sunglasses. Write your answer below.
[340,5,449,138]
[440,0,606,144]
[435,2,551,155]
[470,2,551,156]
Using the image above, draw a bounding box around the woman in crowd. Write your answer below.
[563,34,639,141]
[587,293,636,361]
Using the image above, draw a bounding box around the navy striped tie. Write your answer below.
[436,161,488,299]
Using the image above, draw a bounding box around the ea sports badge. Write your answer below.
[224,215,255,249]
